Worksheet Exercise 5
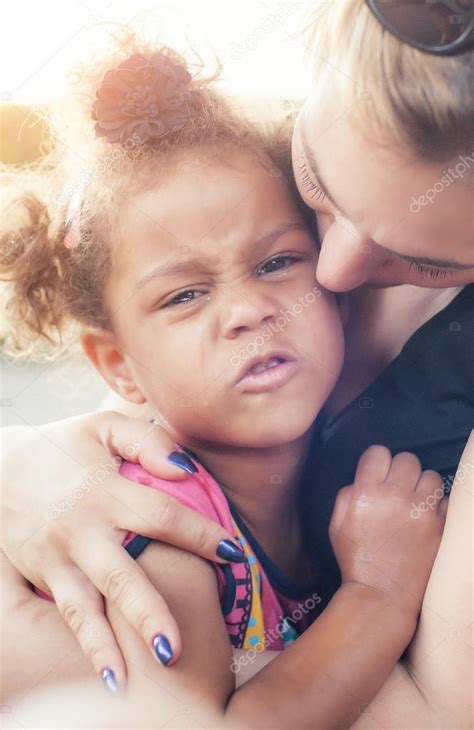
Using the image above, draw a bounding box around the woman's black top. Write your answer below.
[300,284,474,612]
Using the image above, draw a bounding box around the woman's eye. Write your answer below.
[164,290,205,307]
[296,155,326,202]
[408,262,451,280]
[257,255,300,276]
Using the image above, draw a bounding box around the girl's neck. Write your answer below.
[186,428,314,580]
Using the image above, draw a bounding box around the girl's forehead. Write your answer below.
[119,157,296,244]
[112,157,303,279]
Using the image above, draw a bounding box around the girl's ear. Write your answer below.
[80,328,147,405]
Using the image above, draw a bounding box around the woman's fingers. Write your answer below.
[48,564,127,692]
[90,411,190,481]
[106,474,243,564]
[72,536,182,667]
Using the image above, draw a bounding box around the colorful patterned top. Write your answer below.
[122,449,321,652]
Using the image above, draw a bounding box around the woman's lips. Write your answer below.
[235,357,299,393]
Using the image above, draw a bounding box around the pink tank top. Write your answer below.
[37,452,319,652]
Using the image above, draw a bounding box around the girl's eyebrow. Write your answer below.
[251,222,308,255]
[134,222,307,292]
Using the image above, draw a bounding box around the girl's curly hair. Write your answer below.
[1,29,304,360]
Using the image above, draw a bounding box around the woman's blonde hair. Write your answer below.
[0,31,303,360]
[304,0,473,163]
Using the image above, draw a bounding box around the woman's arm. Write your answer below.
[5,447,446,729]
[352,431,474,728]
[2,541,419,729]
[0,412,240,685]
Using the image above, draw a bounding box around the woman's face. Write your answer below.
[292,82,474,292]
[103,152,344,449]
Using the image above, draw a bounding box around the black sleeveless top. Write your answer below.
[300,284,474,612]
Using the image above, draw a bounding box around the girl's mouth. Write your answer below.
[235,354,299,394]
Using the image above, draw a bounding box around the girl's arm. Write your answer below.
[2,542,419,730]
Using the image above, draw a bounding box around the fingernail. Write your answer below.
[168,451,198,475]
[153,634,173,666]
[101,667,119,694]
[216,539,246,563]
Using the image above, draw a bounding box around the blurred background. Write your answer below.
[1,0,313,427]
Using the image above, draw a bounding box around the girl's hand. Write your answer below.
[329,445,447,626]
[1,411,240,688]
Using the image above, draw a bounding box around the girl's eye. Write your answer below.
[164,290,205,307]
[257,254,301,276]
[296,154,326,202]
[408,262,452,280]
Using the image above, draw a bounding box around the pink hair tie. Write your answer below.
[63,170,92,248]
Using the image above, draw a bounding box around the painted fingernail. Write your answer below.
[216,539,246,563]
[168,451,198,475]
[101,667,119,694]
[153,634,173,666]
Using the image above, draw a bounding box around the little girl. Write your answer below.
[1,36,446,728]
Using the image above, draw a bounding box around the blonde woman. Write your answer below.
[2,1,473,726]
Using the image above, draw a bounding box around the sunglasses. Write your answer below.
[366,0,474,55]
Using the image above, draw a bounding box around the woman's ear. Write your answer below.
[80,328,147,405]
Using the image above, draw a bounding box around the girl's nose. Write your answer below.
[219,287,280,340]
[316,220,377,292]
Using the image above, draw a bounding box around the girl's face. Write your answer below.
[292,82,474,292]
[103,152,344,449]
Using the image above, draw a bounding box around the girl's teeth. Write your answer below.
[250,358,281,375]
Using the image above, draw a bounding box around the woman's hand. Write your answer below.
[1,410,241,688]
[330,445,447,628]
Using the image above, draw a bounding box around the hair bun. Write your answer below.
[91,50,195,145]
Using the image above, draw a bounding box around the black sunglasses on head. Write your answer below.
[366,0,474,55]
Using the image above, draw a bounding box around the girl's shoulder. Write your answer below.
[119,451,234,535]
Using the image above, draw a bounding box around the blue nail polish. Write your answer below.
[102,667,118,693]
[153,634,173,666]
[216,539,246,563]
[168,451,198,475]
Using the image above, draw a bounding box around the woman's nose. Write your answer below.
[316,219,377,292]
[219,287,279,340]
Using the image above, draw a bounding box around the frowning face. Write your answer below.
[103,152,344,450]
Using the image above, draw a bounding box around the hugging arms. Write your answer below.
[2,402,473,728]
